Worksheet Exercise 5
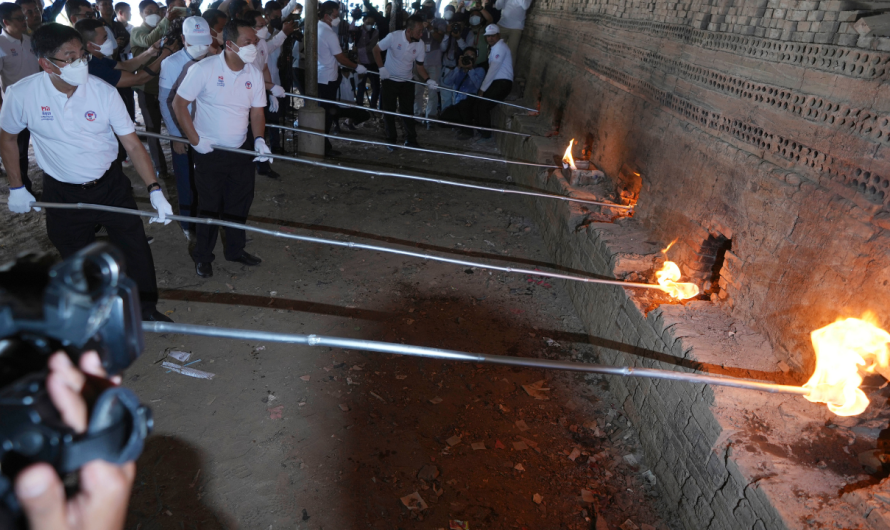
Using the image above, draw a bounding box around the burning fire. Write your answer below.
[562,139,576,170]
[655,240,700,300]
[803,316,890,416]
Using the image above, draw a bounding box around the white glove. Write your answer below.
[269,95,280,112]
[7,186,38,213]
[355,64,367,75]
[270,84,286,97]
[149,189,173,225]
[378,66,391,79]
[192,137,214,154]
[253,137,273,163]
[426,78,438,89]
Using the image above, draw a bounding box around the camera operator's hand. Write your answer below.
[15,352,135,530]
[282,20,295,35]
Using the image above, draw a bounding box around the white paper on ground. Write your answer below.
[168,351,191,362]
[162,361,215,380]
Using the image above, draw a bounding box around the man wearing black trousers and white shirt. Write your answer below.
[0,23,175,322]
[470,24,512,140]
[173,18,269,278]
[373,15,435,149]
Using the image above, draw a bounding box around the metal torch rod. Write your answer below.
[138,131,631,210]
[267,124,558,168]
[285,92,531,138]
[143,321,810,396]
[362,70,539,113]
[24,201,660,292]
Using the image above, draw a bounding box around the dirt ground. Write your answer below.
[1,115,679,530]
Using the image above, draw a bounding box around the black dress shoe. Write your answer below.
[196,261,213,277]
[261,167,281,179]
[227,251,262,266]
[404,140,421,149]
[143,310,174,322]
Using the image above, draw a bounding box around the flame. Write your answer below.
[803,316,890,416]
[655,261,700,300]
[562,139,576,170]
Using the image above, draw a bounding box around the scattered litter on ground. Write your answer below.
[168,350,191,362]
[514,463,525,471]
[268,405,284,420]
[533,493,543,504]
[515,419,529,431]
[446,435,462,446]
[495,439,506,449]
[417,464,440,481]
[619,519,640,530]
[623,454,639,467]
[522,380,550,400]
[642,470,657,485]
[338,404,350,412]
[400,491,428,511]
[161,361,214,380]
[581,489,595,503]
[429,396,443,404]
[395,374,408,380]
[370,391,386,402]
[300,375,311,381]
[513,441,528,450]
[471,442,486,450]
[568,447,581,461]
[449,520,469,530]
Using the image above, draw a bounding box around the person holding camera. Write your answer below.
[0,23,175,322]
[439,45,483,129]
[75,19,174,89]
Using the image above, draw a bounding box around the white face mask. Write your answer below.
[255,26,270,39]
[144,13,161,27]
[469,15,481,25]
[214,31,224,44]
[443,11,453,20]
[229,42,257,63]
[52,58,89,86]
[95,38,114,56]
[331,16,340,27]
[186,43,210,59]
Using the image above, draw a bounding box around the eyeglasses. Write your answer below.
[47,53,90,65]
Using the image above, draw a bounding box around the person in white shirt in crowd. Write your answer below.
[159,16,213,240]
[373,14,434,149]
[258,0,299,156]
[115,2,133,34]
[315,0,369,157]
[438,6,463,111]
[173,18,269,278]
[412,0,445,118]
[469,24,511,138]
[202,8,228,54]
[15,0,40,35]
[0,2,39,192]
[289,2,305,93]
[243,8,292,177]
[492,0,528,68]
[0,23,175,322]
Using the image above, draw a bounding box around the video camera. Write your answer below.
[0,243,153,528]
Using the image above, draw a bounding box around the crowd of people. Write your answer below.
[0,0,527,318]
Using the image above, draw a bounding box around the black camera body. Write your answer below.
[0,244,153,528]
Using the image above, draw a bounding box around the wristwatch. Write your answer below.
[147,182,161,193]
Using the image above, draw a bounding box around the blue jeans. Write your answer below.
[171,149,194,231]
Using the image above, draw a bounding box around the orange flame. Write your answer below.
[655,261,700,300]
[803,316,890,416]
[562,139,576,170]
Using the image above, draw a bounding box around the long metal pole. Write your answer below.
[137,131,632,210]
[303,0,317,101]
[286,92,532,138]
[267,124,557,168]
[143,322,810,396]
[23,201,660,291]
[364,70,538,113]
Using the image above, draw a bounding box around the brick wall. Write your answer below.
[514,0,890,373]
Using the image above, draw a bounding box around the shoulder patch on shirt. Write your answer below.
[40,105,52,121]
[217,75,225,87]
[84,110,97,121]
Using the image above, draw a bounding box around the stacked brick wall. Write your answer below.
[516,0,890,372]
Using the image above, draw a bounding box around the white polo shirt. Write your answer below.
[159,48,199,136]
[377,30,425,80]
[0,72,134,184]
[317,20,343,84]
[480,39,513,91]
[0,31,39,94]
[255,30,287,84]
[175,52,266,148]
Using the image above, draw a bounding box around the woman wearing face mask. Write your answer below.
[157,16,214,239]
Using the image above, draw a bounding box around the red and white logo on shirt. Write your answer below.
[245,81,252,89]
[217,76,225,87]
[84,111,97,121]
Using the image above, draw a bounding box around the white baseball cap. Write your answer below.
[183,16,213,46]
[483,23,499,36]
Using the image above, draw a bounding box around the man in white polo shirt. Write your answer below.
[472,24,512,140]
[373,14,435,149]
[0,2,39,192]
[173,18,269,278]
[0,23,175,322]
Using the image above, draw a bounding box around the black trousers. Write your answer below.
[191,140,255,263]
[357,63,380,108]
[472,79,512,138]
[42,164,158,314]
[292,67,305,94]
[135,90,168,174]
[381,79,417,144]
[16,128,32,193]
[317,77,371,152]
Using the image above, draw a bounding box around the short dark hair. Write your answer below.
[243,8,261,22]
[208,0,223,9]
[114,1,130,11]
[31,22,83,58]
[227,0,248,18]
[138,0,157,14]
[202,8,226,27]
[74,18,106,42]
[405,14,422,29]
[222,17,252,43]
[65,0,92,20]
[0,2,20,24]
[319,0,338,17]
[263,1,281,15]
[14,0,36,8]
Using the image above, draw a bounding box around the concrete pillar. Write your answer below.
[298,0,324,158]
